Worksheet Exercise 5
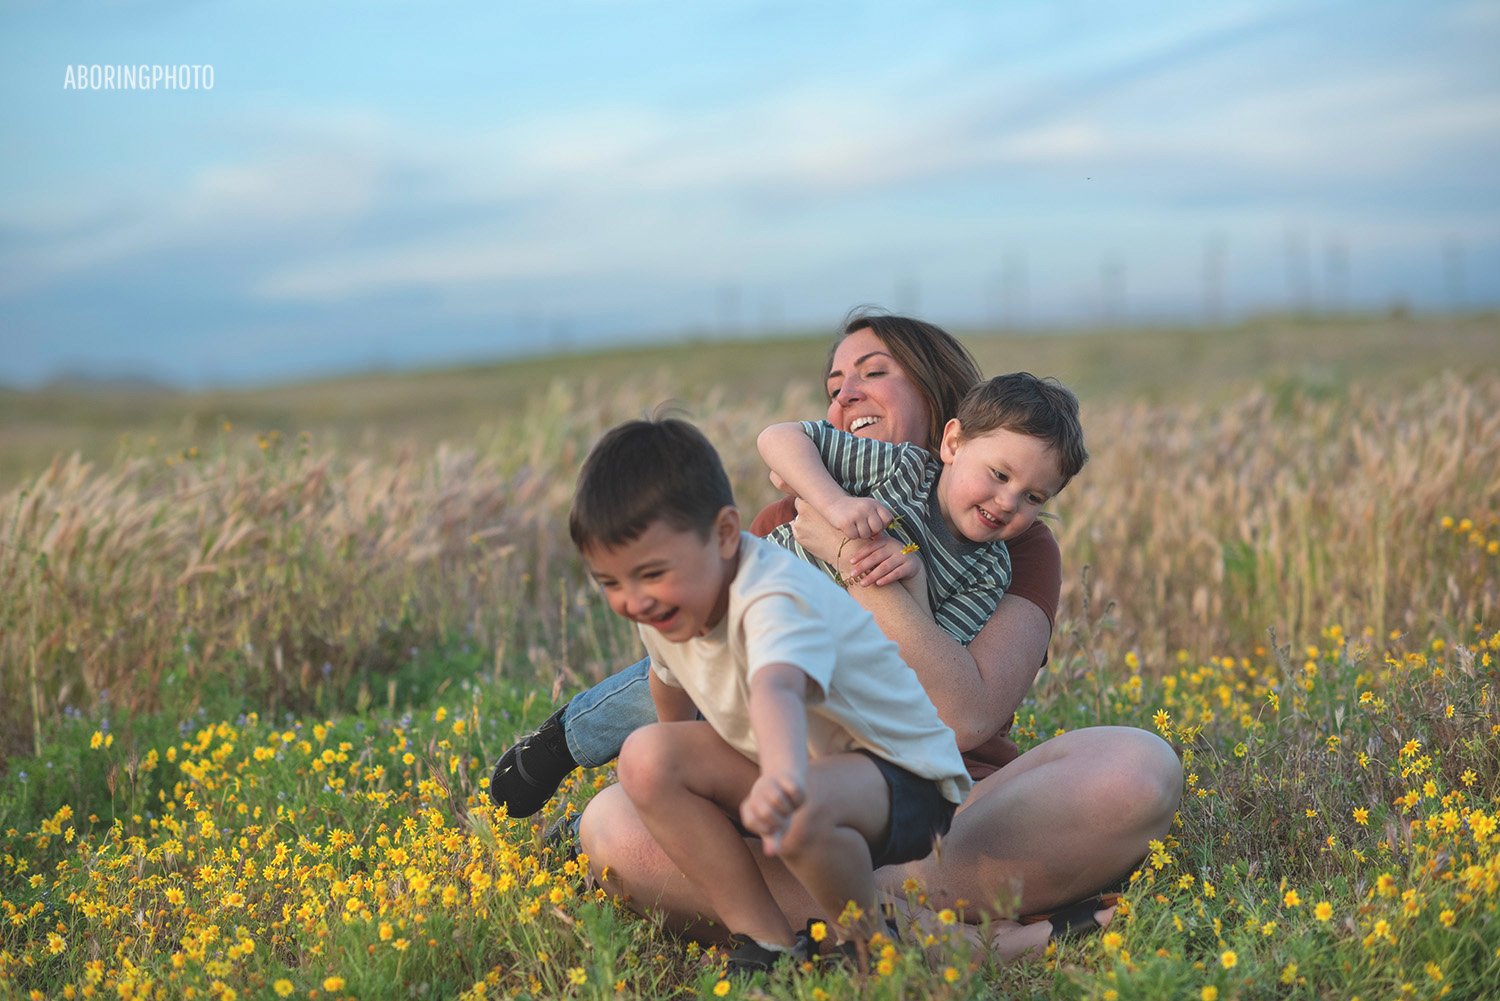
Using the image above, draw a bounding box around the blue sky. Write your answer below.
[3,0,1498,387]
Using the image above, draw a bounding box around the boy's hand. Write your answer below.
[741,770,806,856]
[823,495,894,541]
[846,535,921,587]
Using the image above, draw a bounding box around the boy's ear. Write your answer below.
[714,506,742,557]
[938,418,964,463]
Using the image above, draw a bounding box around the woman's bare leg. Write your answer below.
[880,726,1180,956]
[585,725,1181,960]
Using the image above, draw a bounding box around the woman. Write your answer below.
[517,312,1181,957]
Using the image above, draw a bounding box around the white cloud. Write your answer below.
[1447,0,1500,30]
[184,152,380,229]
[5,5,1498,312]
[252,234,576,301]
[996,122,1111,163]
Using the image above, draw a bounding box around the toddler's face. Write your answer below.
[935,424,1066,544]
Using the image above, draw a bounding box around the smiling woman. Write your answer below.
[823,316,980,453]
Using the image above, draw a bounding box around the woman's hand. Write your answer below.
[847,536,921,587]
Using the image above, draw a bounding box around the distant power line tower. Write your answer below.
[1003,252,1028,330]
[1101,254,1126,326]
[1443,237,1467,314]
[757,291,784,333]
[1284,227,1314,315]
[1202,232,1227,327]
[717,282,742,336]
[985,269,1004,328]
[1323,238,1349,315]
[895,274,921,315]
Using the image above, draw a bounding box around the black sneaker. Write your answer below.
[542,812,582,865]
[489,704,578,818]
[722,932,812,978]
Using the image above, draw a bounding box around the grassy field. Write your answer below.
[1,312,1498,999]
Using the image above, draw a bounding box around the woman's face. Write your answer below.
[824,327,932,450]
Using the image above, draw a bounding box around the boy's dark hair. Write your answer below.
[569,416,736,552]
[954,373,1089,487]
[830,308,982,450]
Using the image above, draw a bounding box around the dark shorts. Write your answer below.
[858,750,957,868]
[725,751,957,867]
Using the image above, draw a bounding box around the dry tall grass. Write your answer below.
[3,353,1498,763]
[1057,373,1500,669]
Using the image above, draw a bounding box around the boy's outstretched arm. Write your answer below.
[757,422,892,540]
[741,662,810,855]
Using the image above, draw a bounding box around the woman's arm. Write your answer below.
[791,501,1050,751]
[847,584,1049,750]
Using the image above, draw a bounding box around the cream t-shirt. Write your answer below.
[641,533,972,805]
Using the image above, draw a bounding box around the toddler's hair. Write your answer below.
[954,373,1089,486]
[569,415,735,552]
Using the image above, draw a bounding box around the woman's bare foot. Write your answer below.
[986,902,1117,963]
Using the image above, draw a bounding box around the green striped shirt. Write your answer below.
[765,420,1011,645]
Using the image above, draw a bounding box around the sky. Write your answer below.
[2,0,1498,388]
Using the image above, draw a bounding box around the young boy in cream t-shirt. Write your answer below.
[569,416,970,975]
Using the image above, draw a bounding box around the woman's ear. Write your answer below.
[939,419,964,463]
[715,506,742,556]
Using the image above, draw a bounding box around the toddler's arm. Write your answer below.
[757,422,892,540]
[740,663,810,855]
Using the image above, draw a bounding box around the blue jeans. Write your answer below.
[560,657,656,767]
